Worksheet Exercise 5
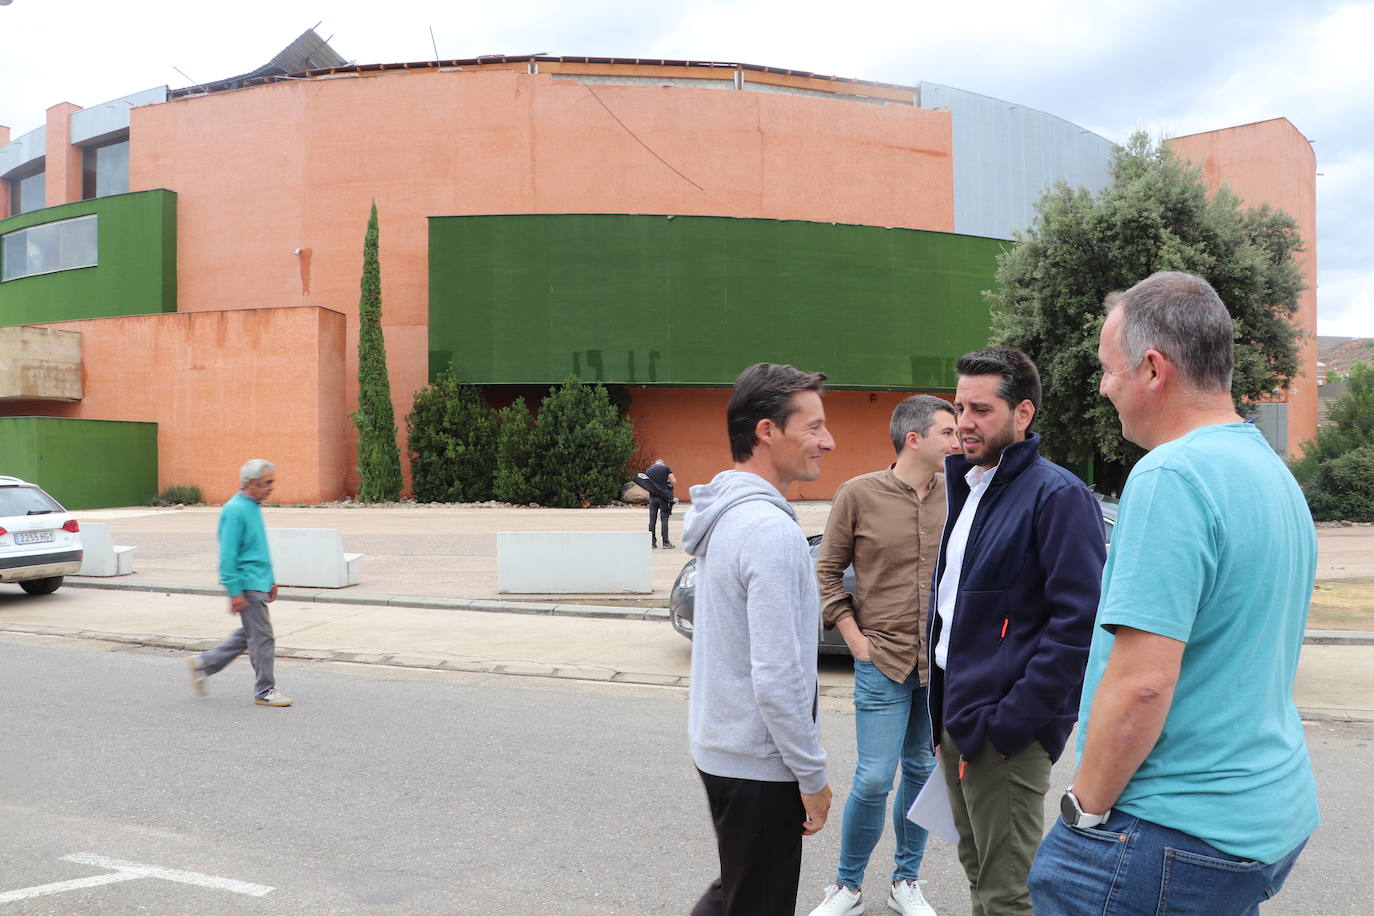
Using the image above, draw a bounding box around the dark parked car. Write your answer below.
[669,494,1118,654]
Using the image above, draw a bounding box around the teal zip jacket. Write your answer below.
[218,492,275,596]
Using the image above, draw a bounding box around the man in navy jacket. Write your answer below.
[927,347,1105,916]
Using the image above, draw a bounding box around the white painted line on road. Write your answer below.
[0,854,275,905]
[0,871,141,903]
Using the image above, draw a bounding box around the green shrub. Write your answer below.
[406,370,499,502]
[494,397,538,505]
[145,485,203,506]
[1292,363,1374,520]
[1305,445,1374,523]
[524,377,634,508]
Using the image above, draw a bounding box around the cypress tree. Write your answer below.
[352,201,403,501]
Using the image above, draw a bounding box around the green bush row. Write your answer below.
[407,373,634,508]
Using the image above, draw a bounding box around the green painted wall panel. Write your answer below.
[429,214,1006,389]
[0,189,177,327]
[0,417,157,509]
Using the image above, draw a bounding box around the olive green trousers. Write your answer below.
[938,730,1051,916]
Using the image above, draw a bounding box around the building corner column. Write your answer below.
[44,102,83,208]
[0,125,10,216]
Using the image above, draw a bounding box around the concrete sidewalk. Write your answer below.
[1,503,1368,720]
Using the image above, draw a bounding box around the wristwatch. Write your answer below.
[1060,788,1110,829]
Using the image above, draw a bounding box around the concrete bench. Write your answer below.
[497,531,651,594]
[267,528,363,588]
[76,522,139,576]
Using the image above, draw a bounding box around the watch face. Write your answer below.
[1060,791,1079,824]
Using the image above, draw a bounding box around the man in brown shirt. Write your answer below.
[806,395,958,916]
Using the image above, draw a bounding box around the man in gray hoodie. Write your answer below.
[685,362,836,916]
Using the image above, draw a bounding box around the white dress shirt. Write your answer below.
[934,461,999,670]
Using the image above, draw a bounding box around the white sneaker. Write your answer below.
[186,656,206,698]
[254,688,293,707]
[887,879,936,916]
[808,883,864,916]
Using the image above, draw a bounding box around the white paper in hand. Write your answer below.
[906,755,959,844]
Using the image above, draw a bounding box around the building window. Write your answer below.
[8,167,46,217]
[1,214,98,282]
[82,137,130,200]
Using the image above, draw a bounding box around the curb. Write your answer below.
[0,622,692,691]
[61,579,1374,645]
[62,579,670,622]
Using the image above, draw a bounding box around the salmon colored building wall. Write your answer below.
[1167,119,1318,455]
[128,69,955,492]
[0,307,348,504]
[628,388,952,503]
[6,62,1318,503]
[44,103,83,209]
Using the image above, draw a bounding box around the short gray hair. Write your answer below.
[239,459,275,485]
[1110,272,1234,393]
[889,395,955,454]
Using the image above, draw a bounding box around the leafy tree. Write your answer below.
[352,201,403,501]
[1291,363,1374,520]
[493,397,538,505]
[406,370,499,502]
[524,377,635,508]
[988,132,1305,483]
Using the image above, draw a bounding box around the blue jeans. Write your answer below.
[835,658,934,888]
[1028,809,1306,916]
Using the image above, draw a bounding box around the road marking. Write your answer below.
[0,853,274,904]
[0,872,142,903]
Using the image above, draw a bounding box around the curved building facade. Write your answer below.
[0,41,1317,504]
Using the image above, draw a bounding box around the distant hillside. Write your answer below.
[1319,337,1374,378]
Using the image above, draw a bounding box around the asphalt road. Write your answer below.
[2,634,1369,914]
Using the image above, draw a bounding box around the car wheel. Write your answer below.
[19,576,63,595]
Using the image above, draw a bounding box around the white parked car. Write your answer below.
[0,476,83,595]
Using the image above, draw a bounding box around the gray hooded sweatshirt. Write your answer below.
[683,470,828,794]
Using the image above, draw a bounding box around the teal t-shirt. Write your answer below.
[1076,423,1318,863]
[218,492,275,596]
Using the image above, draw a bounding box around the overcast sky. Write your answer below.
[2,0,1369,337]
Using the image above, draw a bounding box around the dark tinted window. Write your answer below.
[82,137,130,199]
[9,168,45,216]
[0,485,64,516]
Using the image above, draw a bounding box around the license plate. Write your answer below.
[14,531,55,545]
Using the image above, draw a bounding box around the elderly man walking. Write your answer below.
[185,459,292,707]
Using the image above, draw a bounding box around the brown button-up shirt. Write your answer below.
[816,466,946,685]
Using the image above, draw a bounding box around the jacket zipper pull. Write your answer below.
[1000,617,1009,640]
[958,757,967,781]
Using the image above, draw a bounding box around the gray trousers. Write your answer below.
[198,589,275,699]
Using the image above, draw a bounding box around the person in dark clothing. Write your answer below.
[928,347,1105,916]
[637,458,677,548]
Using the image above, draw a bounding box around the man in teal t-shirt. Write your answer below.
[1028,272,1316,915]
[186,459,292,707]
